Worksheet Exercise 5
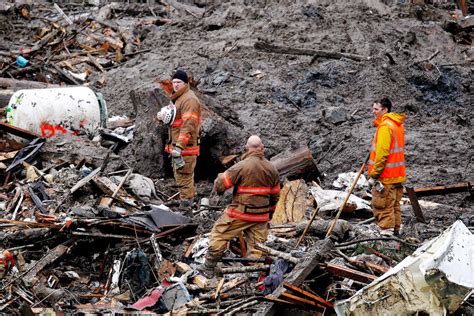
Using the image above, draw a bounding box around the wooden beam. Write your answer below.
[0,122,41,140]
[283,282,333,308]
[326,263,377,284]
[23,243,70,285]
[405,186,426,223]
[410,182,473,197]
[280,292,322,308]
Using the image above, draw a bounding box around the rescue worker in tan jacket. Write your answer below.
[368,97,406,236]
[166,70,202,210]
[199,136,280,278]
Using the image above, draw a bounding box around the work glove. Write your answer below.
[367,178,376,190]
[171,147,185,169]
[368,178,384,192]
[171,147,182,158]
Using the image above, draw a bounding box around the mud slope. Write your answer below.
[102,0,472,208]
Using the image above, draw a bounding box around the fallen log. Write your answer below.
[255,243,300,265]
[254,41,367,62]
[270,145,321,181]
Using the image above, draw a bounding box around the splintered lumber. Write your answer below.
[326,262,377,283]
[220,264,271,274]
[283,282,333,308]
[255,243,300,264]
[254,41,367,62]
[349,259,389,275]
[405,186,426,224]
[410,182,474,197]
[192,275,208,289]
[70,168,101,193]
[200,277,247,300]
[270,146,320,180]
[215,278,225,297]
[217,296,260,315]
[227,299,259,316]
[92,176,127,196]
[280,292,322,308]
[271,179,307,225]
[258,241,331,315]
[175,262,192,273]
[23,243,70,285]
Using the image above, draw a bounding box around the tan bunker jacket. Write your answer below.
[214,150,280,222]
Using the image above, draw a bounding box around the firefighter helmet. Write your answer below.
[157,103,176,125]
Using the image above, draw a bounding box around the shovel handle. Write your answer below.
[325,154,369,239]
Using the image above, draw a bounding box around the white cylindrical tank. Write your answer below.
[6,86,107,139]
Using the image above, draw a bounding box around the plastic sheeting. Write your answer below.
[310,185,371,212]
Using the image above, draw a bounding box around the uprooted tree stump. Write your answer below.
[129,83,246,179]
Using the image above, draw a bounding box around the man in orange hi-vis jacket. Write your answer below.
[368,97,406,236]
[165,70,202,210]
[198,136,280,278]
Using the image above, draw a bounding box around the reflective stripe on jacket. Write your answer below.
[168,85,201,155]
[368,113,406,184]
[214,149,280,222]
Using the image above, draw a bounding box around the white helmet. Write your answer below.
[157,103,176,125]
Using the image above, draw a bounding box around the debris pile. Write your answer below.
[0,0,473,315]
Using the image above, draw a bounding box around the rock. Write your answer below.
[324,106,347,125]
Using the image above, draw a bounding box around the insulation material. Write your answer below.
[335,220,474,315]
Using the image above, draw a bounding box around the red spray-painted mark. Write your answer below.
[40,123,68,139]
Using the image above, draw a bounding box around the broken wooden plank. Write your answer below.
[254,41,367,62]
[280,291,322,308]
[0,122,41,140]
[405,186,426,223]
[410,182,473,197]
[283,282,333,308]
[200,277,247,300]
[70,167,101,193]
[23,243,70,285]
[326,262,377,283]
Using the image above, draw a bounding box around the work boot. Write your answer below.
[378,228,394,236]
[197,258,218,279]
[178,199,194,215]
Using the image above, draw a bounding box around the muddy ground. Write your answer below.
[0,1,472,223]
[97,1,473,214]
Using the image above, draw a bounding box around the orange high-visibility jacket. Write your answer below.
[214,149,280,222]
[165,85,201,156]
[368,113,406,184]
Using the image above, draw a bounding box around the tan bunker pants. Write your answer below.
[371,183,403,230]
[207,213,269,260]
[173,155,197,200]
